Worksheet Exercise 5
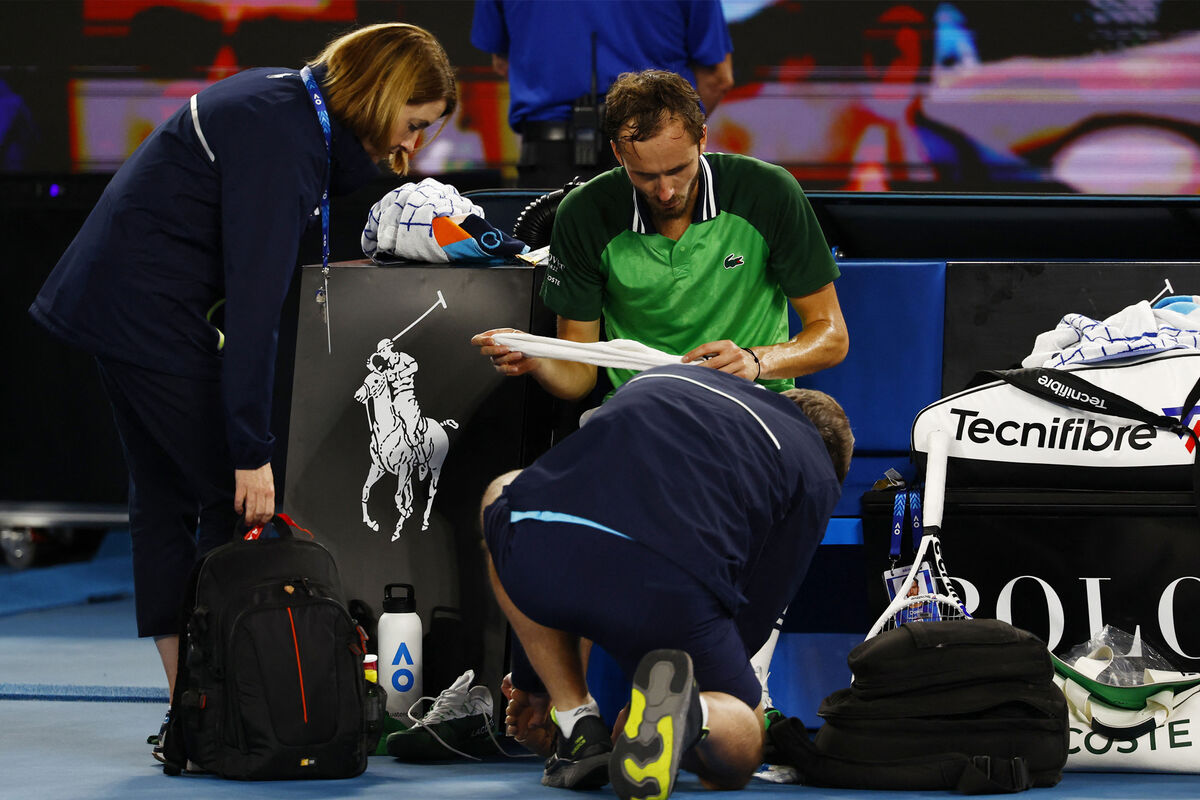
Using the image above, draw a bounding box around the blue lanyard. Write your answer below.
[908,488,923,543]
[889,490,906,564]
[889,489,924,564]
[300,65,333,352]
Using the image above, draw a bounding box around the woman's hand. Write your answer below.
[235,463,275,526]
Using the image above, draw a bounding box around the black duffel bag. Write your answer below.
[768,619,1068,794]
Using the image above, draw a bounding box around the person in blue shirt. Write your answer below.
[471,0,734,188]
[28,22,457,757]
[480,365,852,795]
[0,77,35,170]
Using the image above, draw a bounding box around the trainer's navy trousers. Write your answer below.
[485,493,767,709]
[97,357,240,637]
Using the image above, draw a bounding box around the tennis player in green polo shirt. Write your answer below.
[473,68,847,402]
[472,69,848,788]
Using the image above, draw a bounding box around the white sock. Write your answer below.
[698,695,710,730]
[751,610,786,708]
[552,697,600,738]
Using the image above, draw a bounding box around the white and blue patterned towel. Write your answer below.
[1022,295,1200,368]
[361,177,484,263]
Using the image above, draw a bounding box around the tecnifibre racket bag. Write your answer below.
[161,515,376,780]
[767,620,1068,794]
[911,351,1200,493]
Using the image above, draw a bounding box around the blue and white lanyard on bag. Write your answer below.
[300,65,333,353]
[889,489,924,566]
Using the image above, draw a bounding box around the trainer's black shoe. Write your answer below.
[148,708,170,764]
[542,713,612,789]
[611,649,705,800]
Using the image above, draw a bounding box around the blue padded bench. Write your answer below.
[793,258,946,514]
[771,258,947,721]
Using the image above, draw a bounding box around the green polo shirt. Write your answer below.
[541,152,840,392]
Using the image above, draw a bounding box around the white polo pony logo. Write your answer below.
[354,293,456,540]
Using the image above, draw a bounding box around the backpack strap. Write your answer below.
[160,553,210,776]
[768,716,1034,794]
[957,755,1034,795]
[982,367,1200,520]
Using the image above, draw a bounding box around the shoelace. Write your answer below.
[403,678,534,761]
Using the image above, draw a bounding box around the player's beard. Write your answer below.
[647,169,700,222]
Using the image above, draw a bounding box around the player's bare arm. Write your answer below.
[684,283,847,381]
[471,317,601,400]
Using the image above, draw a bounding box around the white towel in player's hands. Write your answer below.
[491,332,686,372]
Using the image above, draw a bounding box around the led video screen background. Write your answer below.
[2,0,1198,192]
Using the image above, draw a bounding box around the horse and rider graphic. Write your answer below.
[353,292,456,540]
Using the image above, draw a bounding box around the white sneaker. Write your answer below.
[408,670,494,727]
[386,670,500,761]
[753,763,800,783]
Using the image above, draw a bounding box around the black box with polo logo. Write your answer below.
[862,487,1200,670]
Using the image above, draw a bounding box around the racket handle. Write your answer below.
[923,430,950,529]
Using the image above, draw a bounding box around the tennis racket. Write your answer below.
[865,429,971,640]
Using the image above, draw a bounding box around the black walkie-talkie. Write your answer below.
[571,32,602,168]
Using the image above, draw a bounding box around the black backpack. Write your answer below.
[162,515,380,779]
[767,619,1068,794]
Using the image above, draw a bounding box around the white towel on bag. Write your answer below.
[1022,299,1200,368]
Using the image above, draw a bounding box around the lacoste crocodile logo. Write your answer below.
[723,253,744,270]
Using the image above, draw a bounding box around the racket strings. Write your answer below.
[870,546,971,638]
[867,429,972,639]
[879,589,968,633]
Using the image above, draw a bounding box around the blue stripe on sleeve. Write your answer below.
[509,510,633,541]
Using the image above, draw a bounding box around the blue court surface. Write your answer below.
[3,535,1199,799]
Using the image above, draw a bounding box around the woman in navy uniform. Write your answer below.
[29,23,457,747]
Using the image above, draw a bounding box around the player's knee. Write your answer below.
[479,469,522,519]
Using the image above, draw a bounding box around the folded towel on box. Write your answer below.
[362,177,529,264]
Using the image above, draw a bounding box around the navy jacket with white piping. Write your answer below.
[30,66,380,469]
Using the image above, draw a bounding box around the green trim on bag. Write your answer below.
[1051,652,1200,709]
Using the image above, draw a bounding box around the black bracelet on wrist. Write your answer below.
[741,346,761,380]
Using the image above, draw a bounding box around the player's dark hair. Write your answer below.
[782,388,854,483]
[605,70,706,154]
